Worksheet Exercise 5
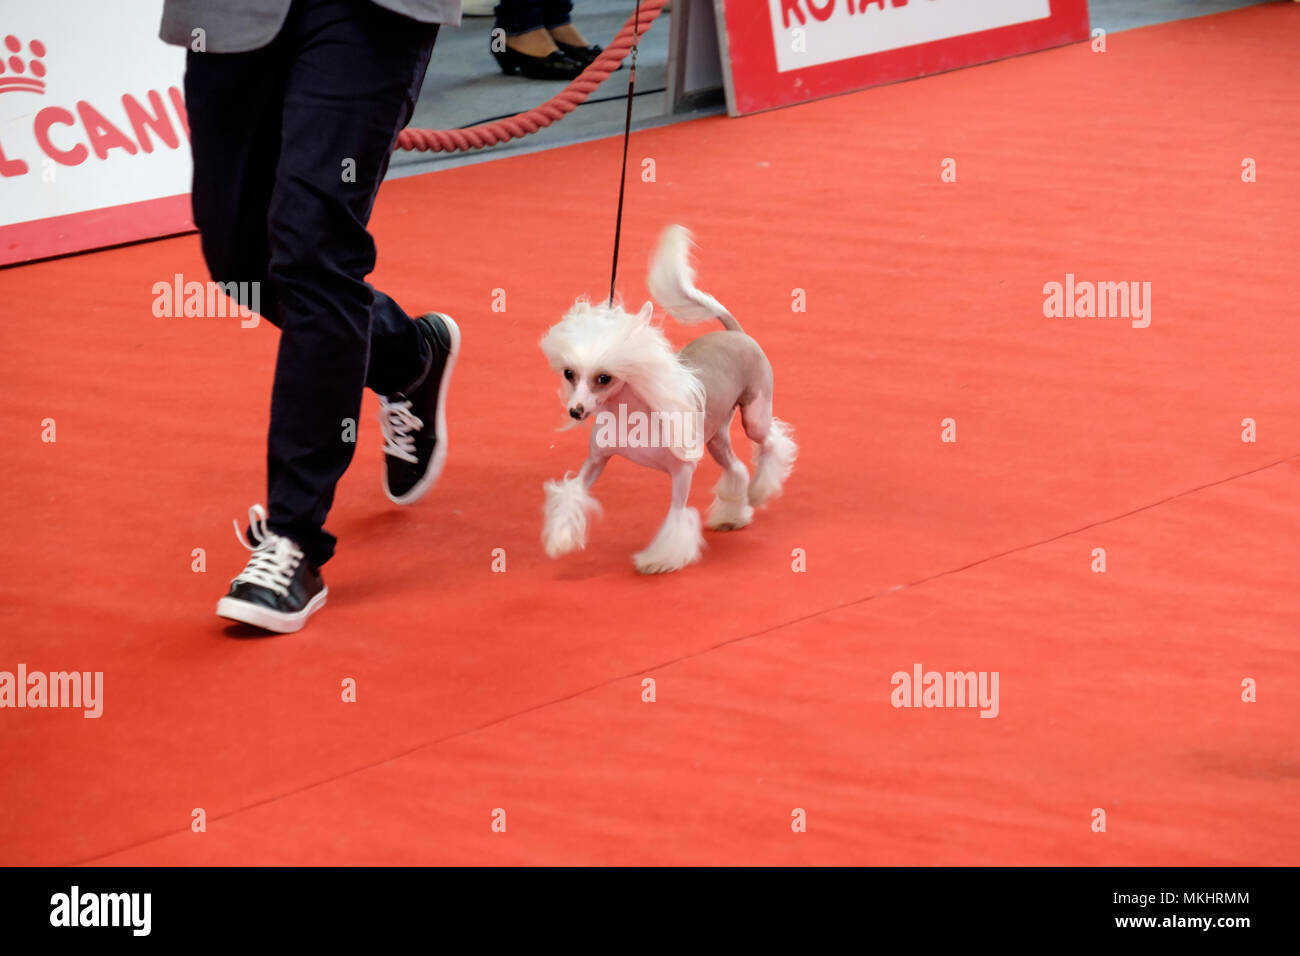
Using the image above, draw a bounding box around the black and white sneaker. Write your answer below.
[216,504,327,634]
[380,312,460,505]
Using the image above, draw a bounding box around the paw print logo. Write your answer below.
[0,35,47,95]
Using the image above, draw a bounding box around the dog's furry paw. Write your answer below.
[749,418,798,507]
[708,467,753,530]
[633,552,694,574]
[707,497,753,531]
[542,475,601,558]
[634,507,704,574]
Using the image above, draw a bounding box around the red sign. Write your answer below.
[716,0,1091,115]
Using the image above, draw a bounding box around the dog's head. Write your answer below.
[539,298,704,432]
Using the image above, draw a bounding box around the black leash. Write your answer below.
[608,0,642,305]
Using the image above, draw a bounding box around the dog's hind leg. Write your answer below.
[542,453,608,558]
[705,425,753,531]
[634,458,704,574]
[742,394,798,507]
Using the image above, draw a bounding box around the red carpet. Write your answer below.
[1,3,1297,865]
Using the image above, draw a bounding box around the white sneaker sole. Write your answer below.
[217,587,328,634]
[385,312,461,506]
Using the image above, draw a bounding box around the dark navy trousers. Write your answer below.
[495,0,574,36]
[184,0,438,566]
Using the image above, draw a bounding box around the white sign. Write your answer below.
[770,0,1052,72]
[0,1,189,255]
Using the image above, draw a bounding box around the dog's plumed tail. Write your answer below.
[647,224,742,332]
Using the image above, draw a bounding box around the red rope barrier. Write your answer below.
[396,0,669,153]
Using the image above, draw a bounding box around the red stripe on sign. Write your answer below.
[722,0,1091,115]
[0,193,194,267]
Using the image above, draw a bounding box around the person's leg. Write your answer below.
[540,0,575,30]
[185,37,425,395]
[495,0,547,37]
[263,0,438,566]
[368,291,430,396]
[186,24,331,633]
[184,43,287,327]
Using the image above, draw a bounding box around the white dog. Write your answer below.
[539,225,797,573]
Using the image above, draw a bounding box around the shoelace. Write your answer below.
[379,397,423,464]
[230,504,302,597]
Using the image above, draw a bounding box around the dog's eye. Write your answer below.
[595,374,612,386]
[563,369,575,382]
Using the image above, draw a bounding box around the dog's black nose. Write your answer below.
[569,405,584,420]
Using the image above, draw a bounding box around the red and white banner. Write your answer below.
[716,0,1091,116]
[0,1,191,267]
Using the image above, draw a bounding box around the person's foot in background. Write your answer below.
[492,0,602,79]
[547,22,602,67]
[493,26,583,79]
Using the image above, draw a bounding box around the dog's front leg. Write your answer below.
[633,457,704,574]
[542,452,609,558]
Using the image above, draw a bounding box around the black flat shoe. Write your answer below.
[492,44,585,80]
[555,41,608,68]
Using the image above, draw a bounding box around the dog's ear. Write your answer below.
[631,300,655,330]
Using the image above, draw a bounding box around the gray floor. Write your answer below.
[1089,0,1271,32]
[390,1,681,175]
[390,0,1276,178]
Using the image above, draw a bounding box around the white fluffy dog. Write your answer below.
[539,225,797,573]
